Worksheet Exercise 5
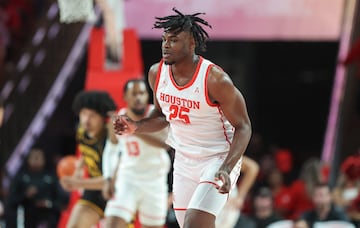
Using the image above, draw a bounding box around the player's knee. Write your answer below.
[184,209,215,228]
[66,216,82,228]
[66,222,82,228]
[105,216,127,228]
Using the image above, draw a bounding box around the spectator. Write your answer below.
[289,157,320,219]
[5,147,64,228]
[267,168,293,219]
[333,154,360,226]
[249,187,282,228]
[297,183,349,228]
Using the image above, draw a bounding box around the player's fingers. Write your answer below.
[217,173,231,194]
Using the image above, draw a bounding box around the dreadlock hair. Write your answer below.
[153,7,212,51]
[72,91,117,117]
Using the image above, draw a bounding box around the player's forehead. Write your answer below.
[127,81,147,92]
[162,30,191,39]
[79,108,102,117]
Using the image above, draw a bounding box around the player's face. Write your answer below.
[79,108,104,137]
[125,81,149,116]
[162,30,194,65]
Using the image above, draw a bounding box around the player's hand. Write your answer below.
[102,178,115,200]
[60,177,79,191]
[113,115,137,135]
[214,170,231,194]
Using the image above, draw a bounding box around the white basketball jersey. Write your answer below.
[116,105,170,180]
[155,57,234,157]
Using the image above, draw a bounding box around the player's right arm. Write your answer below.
[113,62,169,135]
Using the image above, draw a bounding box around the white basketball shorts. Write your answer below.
[105,174,168,226]
[172,151,242,227]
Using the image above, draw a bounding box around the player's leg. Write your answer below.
[139,179,169,228]
[172,150,208,228]
[184,157,242,228]
[67,203,101,228]
[105,176,137,228]
[105,216,128,228]
[184,209,216,228]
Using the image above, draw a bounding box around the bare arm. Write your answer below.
[66,176,105,190]
[209,67,252,192]
[61,155,105,191]
[135,63,169,132]
[237,156,259,199]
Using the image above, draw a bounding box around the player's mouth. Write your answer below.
[162,52,171,58]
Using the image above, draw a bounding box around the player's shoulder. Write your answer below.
[149,61,163,75]
[148,61,163,88]
[207,63,232,85]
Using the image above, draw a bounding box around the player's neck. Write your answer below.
[171,54,199,79]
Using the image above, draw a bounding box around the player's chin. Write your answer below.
[163,59,175,65]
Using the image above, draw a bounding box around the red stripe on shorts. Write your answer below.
[199,181,220,188]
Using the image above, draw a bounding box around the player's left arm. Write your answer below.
[61,154,106,191]
[208,67,252,192]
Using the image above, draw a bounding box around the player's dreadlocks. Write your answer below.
[153,7,212,51]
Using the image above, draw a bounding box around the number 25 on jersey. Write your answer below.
[169,105,190,124]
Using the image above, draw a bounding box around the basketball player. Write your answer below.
[60,91,116,228]
[102,79,171,228]
[113,8,252,228]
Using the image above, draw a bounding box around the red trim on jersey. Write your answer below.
[204,64,219,107]
[199,181,220,188]
[154,59,164,95]
[173,208,187,211]
[217,107,232,147]
[169,57,203,90]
